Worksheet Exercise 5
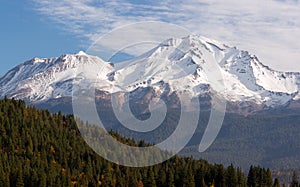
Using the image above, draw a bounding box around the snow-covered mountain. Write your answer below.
[1,35,300,112]
[0,51,114,102]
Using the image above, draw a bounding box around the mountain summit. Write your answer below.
[0,52,113,102]
[1,35,300,113]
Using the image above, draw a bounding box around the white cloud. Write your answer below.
[86,22,192,61]
[33,0,300,72]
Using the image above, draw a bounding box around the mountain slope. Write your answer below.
[1,35,300,111]
[0,51,113,103]
[111,35,300,108]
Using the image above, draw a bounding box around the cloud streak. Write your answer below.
[33,0,300,71]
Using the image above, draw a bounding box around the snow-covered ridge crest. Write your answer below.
[0,35,300,109]
[0,52,113,102]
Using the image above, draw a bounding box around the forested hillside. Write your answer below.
[0,98,296,187]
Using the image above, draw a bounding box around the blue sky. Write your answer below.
[0,1,83,76]
[1,0,300,76]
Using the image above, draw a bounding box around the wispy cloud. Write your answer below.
[33,0,300,71]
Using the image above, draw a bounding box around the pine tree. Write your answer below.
[237,167,246,187]
[195,167,207,187]
[39,172,47,187]
[273,178,280,187]
[16,169,24,187]
[264,169,273,187]
[0,164,5,187]
[167,169,175,187]
[247,166,256,187]
[200,177,207,187]
[157,168,167,187]
[215,165,225,187]
[143,168,156,187]
[291,171,299,187]
[226,164,238,187]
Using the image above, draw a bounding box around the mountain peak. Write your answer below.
[1,35,300,110]
[76,51,87,56]
[161,35,230,51]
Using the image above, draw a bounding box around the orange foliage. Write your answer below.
[79,172,85,179]
[61,168,66,174]
[50,145,55,154]
[71,181,77,187]
[138,181,144,187]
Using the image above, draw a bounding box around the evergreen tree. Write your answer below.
[247,166,257,187]
[215,164,225,187]
[264,169,273,187]
[291,171,299,187]
[0,164,5,187]
[157,168,167,187]
[226,164,238,187]
[15,169,24,187]
[273,178,280,187]
[167,169,175,187]
[143,168,156,187]
[237,167,246,187]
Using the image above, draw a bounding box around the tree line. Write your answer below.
[0,98,298,187]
